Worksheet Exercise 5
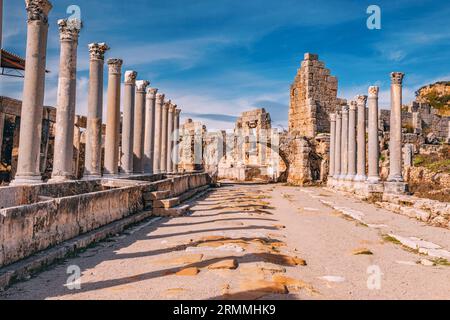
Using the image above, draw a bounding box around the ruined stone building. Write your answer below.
[289,53,342,138]
[217,108,282,182]
[178,118,207,172]
[283,53,345,185]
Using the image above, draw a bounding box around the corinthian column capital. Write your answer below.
[390,72,405,85]
[356,95,368,107]
[156,93,165,103]
[146,87,158,98]
[107,58,123,74]
[124,71,137,85]
[136,80,150,92]
[58,19,82,42]
[25,0,53,23]
[349,101,357,111]
[341,104,349,114]
[175,109,181,116]
[368,86,379,98]
[89,42,109,60]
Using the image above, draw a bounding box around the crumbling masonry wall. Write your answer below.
[289,53,341,138]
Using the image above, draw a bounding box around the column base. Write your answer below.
[103,173,120,179]
[82,174,102,180]
[367,176,381,184]
[384,181,408,195]
[353,175,367,182]
[48,176,75,184]
[10,175,44,186]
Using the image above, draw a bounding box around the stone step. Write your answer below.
[153,185,210,209]
[143,190,171,201]
[152,186,211,217]
[153,204,190,217]
[153,197,180,209]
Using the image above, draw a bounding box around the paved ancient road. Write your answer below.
[1,183,449,300]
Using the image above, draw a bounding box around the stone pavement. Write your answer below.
[1,184,449,300]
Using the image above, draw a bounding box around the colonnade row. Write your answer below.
[12,1,181,185]
[328,72,408,194]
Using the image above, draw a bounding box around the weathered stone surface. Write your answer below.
[207,259,238,270]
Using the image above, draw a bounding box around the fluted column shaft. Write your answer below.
[84,43,109,178]
[120,71,137,174]
[340,105,349,178]
[13,0,52,185]
[132,80,149,174]
[329,113,336,177]
[347,101,357,180]
[388,72,405,182]
[144,88,158,174]
[153,93,165,173]
[103,58,123,176]
[160,102,169,172]
[333,112,342,179]
[355,95,367,181]
[173,109,181,172]
[50,19,81,182]
[368,86,380,183]
[166,104,175,172]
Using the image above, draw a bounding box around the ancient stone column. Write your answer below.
[166,103,176,172]
[132,80,149,174]
[143,88,158,174]
[84,43,109,178]
[103,58,123,177]
[367,86,381,183]
[120,70,137,175]
[173,108,181,172]
[328,113,336,177]
[12,0,52,185]
[50,19,82,182]
[333,112,342,179]
[355,95,367,181]
[160,101,170,173]
[153,93,165,173]
[388,72,405,182]
[340,105,349,179]
[346,101,357,180]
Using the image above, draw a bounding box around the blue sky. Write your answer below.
[2,0,450,130]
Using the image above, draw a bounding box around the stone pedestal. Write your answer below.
[384,181,408,195]
[12,0,53,185]
[103,58,123,177]
[84,43,109,179]
[120,70,137,175]
[143,88,158,174]
[132,80,149,174]
[50,19,82,183]
[153,93,164,173]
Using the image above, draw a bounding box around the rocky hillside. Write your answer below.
[416,81,450,116]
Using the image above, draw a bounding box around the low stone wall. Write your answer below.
[376,194,450,229]
[0,173,210,268]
